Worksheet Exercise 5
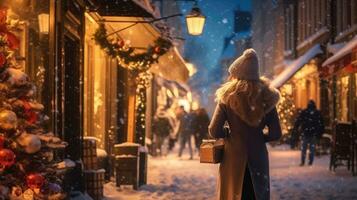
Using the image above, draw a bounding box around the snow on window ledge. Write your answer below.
[297,27,329,51]
[335,24,357,43]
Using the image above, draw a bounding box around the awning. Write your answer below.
[156,76,189,98]
[321,36,357,76]
[270,44,323,88]
[150,47,189,83]
[91,0,155,18]
[326,42,344,54]
[272,60,292,75]
[100,16,189,83]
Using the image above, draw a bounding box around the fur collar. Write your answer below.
[226,81,280,127]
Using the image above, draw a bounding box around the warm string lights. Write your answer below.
[277,87,297,134]
[94,23,172,87]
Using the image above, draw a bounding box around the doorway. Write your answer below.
[63,34,82,160]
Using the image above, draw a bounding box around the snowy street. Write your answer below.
[270,146,357,200]
[104,145,357,200]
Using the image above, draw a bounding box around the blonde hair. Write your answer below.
[216,77,269,104]
[215,77,277,127]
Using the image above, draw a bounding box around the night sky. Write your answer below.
[179,0,252,106]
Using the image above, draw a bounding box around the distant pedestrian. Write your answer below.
[152,108,173,156]
[193,108,210,150]
[293,100,324,166]
[177,106,194,159]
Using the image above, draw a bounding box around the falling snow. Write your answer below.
[104,145,357,199]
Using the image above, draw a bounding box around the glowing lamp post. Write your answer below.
[185,7,206,36]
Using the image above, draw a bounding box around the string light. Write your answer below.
[277,85,297,134]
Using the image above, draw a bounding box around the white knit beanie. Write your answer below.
[228,48,260,81]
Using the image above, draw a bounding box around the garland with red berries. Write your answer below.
[94,23,172,76]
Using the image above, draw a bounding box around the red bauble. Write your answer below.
[0,7,7,25]
[0,31,20,50]
[118,40,125,48]
[0,148,15,168]
[0,135,4,149]
[154,46,161,53]
[5,32,20,50]
[26,173,45,190]
[23,101,38,124]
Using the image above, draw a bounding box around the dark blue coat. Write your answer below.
[293,106,324,138]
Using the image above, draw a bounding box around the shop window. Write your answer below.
[337,76,350,122]
[84,14,116,149]
[293,63,319,109]
[4,0,50,107]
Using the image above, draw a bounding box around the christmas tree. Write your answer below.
[276,88,297,135]
[0,6,70,200]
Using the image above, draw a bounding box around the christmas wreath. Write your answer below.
[94,23,172,76]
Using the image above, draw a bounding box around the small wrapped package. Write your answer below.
[200,139,224,164]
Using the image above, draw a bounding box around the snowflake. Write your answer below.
[222,18,228,24]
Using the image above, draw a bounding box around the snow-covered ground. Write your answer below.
[104,145,357,200]
[270,145,357,200]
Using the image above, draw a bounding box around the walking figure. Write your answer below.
[177,106,194,159]
[209,49,282,199]
[152,108,173,156]
[293,100,324,166]
[193,108,210,150]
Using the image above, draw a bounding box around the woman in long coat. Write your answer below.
[209,49,282,200]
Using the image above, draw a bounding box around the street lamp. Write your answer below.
[185,6,205,35]
[102,1,206,37]
[38,13,49,34]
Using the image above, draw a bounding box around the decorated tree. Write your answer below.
[276,87,297,135]
[0,6,70,200]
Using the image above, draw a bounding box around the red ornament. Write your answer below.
[0,148,15,168]
[118,40,125,48]
[5,32,20,50]
[0,31,20,50]
[0,135,4,149]
[154,46,161,53]
[0,7,7,25]
[0,53,6,67]
[0,7,19,50]
[23,101,38,124]
[26,173,45,190]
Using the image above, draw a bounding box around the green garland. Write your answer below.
[94,23,172,76]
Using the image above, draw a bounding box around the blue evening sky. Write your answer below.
[179,0,252,90]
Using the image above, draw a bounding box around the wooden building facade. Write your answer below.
[271,0,356,130]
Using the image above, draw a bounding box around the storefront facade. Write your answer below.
[2,0,181,194]
[291,61,321,109]
[323,39,357,123]
[271,0,332,133]
[3,0,190,197]
[321,0,357,124]
[272,0,356,132]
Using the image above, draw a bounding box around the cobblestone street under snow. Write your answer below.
[104,145,357,200]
